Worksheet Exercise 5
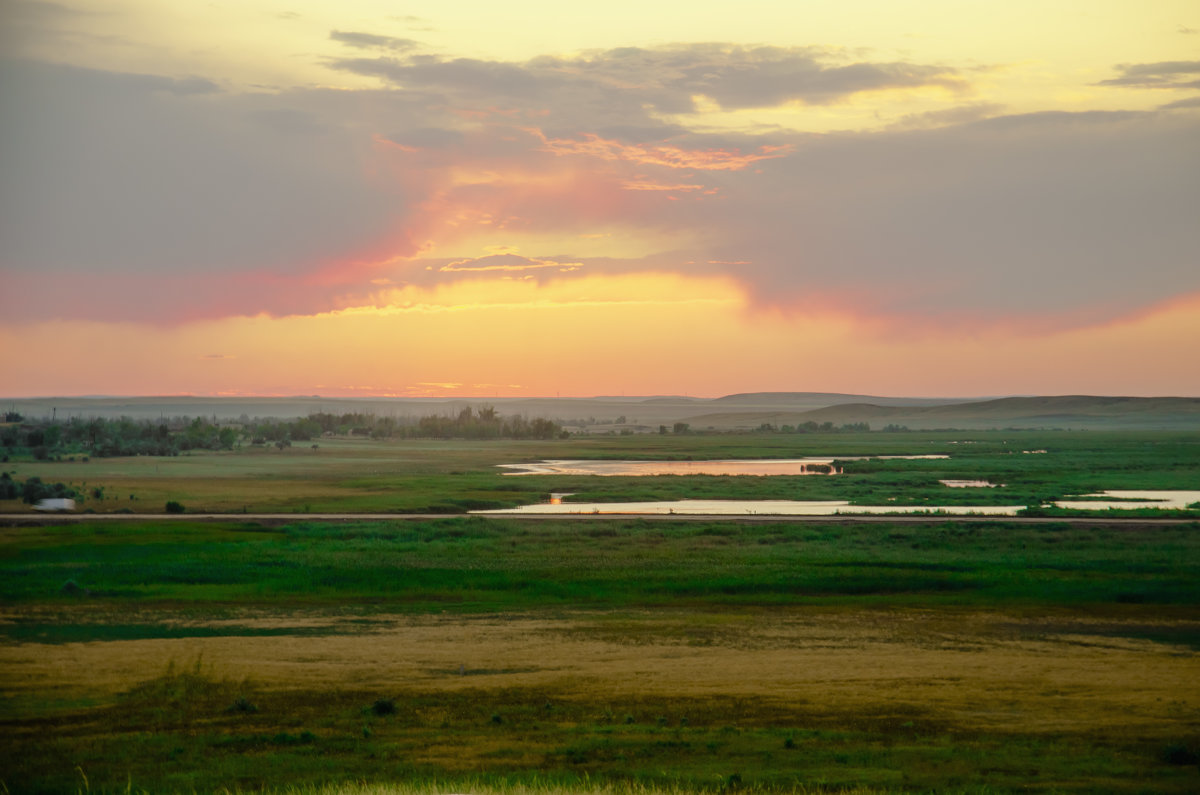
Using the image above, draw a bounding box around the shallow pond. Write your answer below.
[499,455,948,477]
[941,480,1002,488]
[477,499,1024,516]
[476,489,1200,517]
[1052,490,1200,511]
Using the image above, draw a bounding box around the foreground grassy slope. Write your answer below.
[2,518,1198,793]
[13,667,1197,794]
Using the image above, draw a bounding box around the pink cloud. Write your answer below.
[525,127,792,171]
[439,253,583,273]
[620,178,707,192]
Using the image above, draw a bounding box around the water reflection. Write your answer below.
[499,455,947,477]
[475,489,1200,517]
[477,499,1024,516]
[1052,490,1200,511]
[940,480,1001,488]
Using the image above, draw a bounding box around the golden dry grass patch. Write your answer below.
[3,608,1196,737]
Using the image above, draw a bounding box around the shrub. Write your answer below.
[165,501,185,514]
[370,698,396,716]
[228,697,258,714]
[61,580,90,596]
[1162,743,1199,765]
[21,476,77,504]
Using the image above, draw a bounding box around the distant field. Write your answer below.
[2,429,1199,515]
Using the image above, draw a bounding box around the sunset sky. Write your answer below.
[2,0,1198,398]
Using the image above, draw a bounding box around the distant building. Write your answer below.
[34,498,75,512]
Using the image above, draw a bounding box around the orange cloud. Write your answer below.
[440,254,584,273]
[524,127,792,171]
[620,179,706,192]
[371,134,421,153]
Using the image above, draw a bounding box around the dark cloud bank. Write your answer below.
[2,44,1198,327]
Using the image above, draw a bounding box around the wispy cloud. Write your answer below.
[528,128,791,170]
[329,43,970,121]
[619,179,706,192]
[887,102,1005,130]
[330,30,419,52]
[438,253,583,273]
[1097,60,1200,89]
[1160,95,1200,109]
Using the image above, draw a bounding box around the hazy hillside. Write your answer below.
[5,393,1198,431]
[710,392,974,408]
[684,396,1200,431]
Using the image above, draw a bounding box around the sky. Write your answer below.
[1,0,1198,398]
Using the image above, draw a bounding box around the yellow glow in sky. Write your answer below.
[4,275,1199,397]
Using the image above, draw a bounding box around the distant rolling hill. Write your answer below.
[683,395,1200,431]
[5,393,1198,430]
[710,391,976,408]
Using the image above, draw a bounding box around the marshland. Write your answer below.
[2,419,1198,792]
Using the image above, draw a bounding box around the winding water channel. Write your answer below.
[484,460,1200,517]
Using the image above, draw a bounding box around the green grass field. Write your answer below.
[3,517,1200,613]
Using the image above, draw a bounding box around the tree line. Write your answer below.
[0,406,565,460]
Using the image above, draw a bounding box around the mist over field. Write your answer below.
[6,392,1200,431]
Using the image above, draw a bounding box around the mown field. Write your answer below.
[1,430,1198,793]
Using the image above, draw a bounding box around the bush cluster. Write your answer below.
[0,473,78,503]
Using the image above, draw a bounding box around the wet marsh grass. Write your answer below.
[3,518,1199,613]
